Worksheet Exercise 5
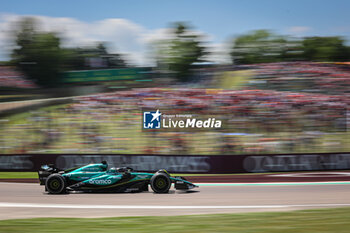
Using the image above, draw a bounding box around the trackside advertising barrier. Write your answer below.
[0,153,350,173]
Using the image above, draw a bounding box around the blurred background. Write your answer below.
[0,0,350,155]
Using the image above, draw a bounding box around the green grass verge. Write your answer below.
[0,94,39,99]
[0,172,37,179]
[0,207,350,232]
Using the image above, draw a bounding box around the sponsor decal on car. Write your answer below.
[126,188,139,192]
[89,179,112,185]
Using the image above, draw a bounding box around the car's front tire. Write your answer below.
[45,174,66,194]
[150,173,171,193]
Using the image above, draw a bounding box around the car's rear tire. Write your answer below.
[45,174,66,194]
[150,173,171,193]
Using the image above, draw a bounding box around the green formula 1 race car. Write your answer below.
[38,161,198,194]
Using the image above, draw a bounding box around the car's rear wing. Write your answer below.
[38,164,63,185]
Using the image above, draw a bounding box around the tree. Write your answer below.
[11,17,65,87]
[64,42,127,70]
[230,30,290,64]
[231,30,350,64]
[302,37,349,62]
[155,22,207,82]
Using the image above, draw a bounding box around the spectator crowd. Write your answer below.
[0,62,349,155]
[0,66,37,89]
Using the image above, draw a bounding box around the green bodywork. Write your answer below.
[58,163,195,191]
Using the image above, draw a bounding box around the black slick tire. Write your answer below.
[150,173,171,193]
[45,174,66,194]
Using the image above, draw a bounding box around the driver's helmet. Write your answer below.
[101,161,108,171]
[107,167,118,174]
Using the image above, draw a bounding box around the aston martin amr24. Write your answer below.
[38,161,198,194]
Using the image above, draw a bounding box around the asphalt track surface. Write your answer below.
[1,182,350,220]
